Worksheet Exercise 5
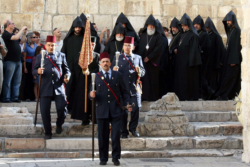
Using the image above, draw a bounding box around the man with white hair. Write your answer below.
[135,14,163,101]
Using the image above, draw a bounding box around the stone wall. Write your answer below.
[0,0,243,43]
[241,0,250,163]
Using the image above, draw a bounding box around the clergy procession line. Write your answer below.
[0,10,241,166]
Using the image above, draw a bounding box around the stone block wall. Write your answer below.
[0,0,243,43]
[241,0,250,163]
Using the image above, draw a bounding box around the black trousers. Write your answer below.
[97,113,121,162]
[24,62,34,100]
[121,96,139,136]
[40,94,67,135]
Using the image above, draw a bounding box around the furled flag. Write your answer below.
[78,16,93,74]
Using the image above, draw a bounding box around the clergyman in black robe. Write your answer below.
[174,13,202,101]
[215,11,242,100]
[135,14,163,101]
[193,15,212,99]
[204,17,226,95]
[61,16,99,125]
[168,17,182,92]
[156,20,169,97]
[115,12,140,47]
[104,23,126,62]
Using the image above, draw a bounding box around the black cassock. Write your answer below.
[174,13,202,101]
[157,20,169,97]
[168,17,182,92]
[215,11,242,100]
[135,15,163,101]
[205,17,225,92]
[61,15,100,124]
[104,23,126,62]
[115,12,140,47]
[193,15,212,99]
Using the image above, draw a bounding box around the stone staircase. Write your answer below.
[0,98,243,158]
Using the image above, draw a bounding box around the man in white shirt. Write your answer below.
[53,28,63,52]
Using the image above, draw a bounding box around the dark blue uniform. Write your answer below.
[32,51,71,136]
[89,69,130,162]
[112,53,145,136]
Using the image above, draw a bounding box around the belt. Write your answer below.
[26,56,33,59]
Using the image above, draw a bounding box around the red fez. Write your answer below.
[46,35,56,43]
[124,36,134,45]
[100,52,110,60]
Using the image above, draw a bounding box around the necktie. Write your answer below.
[105,72,109,83]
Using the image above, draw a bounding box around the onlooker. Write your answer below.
[23,32,37,101]
[14,28,25,53]
[98,26,110,53]
[163,27,171,44]
[0,30,8,97]
[2,20,27,102]
[32,46,43,101]
[53,28,63,52]
[33,31,45,49]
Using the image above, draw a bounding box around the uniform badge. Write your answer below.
[101,77,104,80]
[123,58,125,60]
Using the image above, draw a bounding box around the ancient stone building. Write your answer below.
[0,0,249,162]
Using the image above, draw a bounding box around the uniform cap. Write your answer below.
[100,52,110,60]
[46,35,56,43]
[124,36,134,44]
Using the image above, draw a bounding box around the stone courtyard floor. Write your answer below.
[0,156,249,167]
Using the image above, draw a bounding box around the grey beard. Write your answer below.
[173,30,179,35]
[147,29,155,36]
[116,36,124,41]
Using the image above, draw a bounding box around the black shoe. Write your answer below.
[100,161,107,165]
[121,135,128,139]
[44,135,52,140]
[112,159,120,166]
[56,125,63,134]
[216,97,228,101]
[131,131,140,137]
[81,121,89,126]
[12,99,21,103]
[2,100,12,103]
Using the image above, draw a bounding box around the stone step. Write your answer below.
[0,135,242,152]
[0,122,242,137]
[185,111,238,122]
[0,100,236,113]
[0,149,242,158]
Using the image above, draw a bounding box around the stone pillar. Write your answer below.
[241,0,250,163]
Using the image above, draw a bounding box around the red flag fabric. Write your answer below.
[79,18,93,73]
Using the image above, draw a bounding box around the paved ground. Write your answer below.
[0,156,249,167]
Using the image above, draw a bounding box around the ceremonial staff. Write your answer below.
[91,73,96,161]
[34,50,45,126]
[115,51,120,67]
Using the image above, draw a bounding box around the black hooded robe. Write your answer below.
[174,13,202,101]
[135,15,163,101]
[115,12,140,47]
[157,20,169,97]
[168,17,182,92]
[104,23,126,62]
[215,11,242,100]
[193,15,212,99]
[204,17,226,92]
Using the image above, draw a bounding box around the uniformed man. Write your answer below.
[89,52,132,166]
[112,36,145,138]
[32,35,71,140]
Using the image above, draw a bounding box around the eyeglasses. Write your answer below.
[11,23,15,25]
[32,37,38,38]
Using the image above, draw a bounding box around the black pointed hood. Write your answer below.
[222,11,241,33]
[204,17,219,35]
[156,19,166,38]
[107,23,126,42]
[115,13,136,33]
[179,13,198,36]
[170,17,182,35]
[79,13,98,36]
[193,15,206,32]
[64,16,84,39]
[142,14,161,34]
